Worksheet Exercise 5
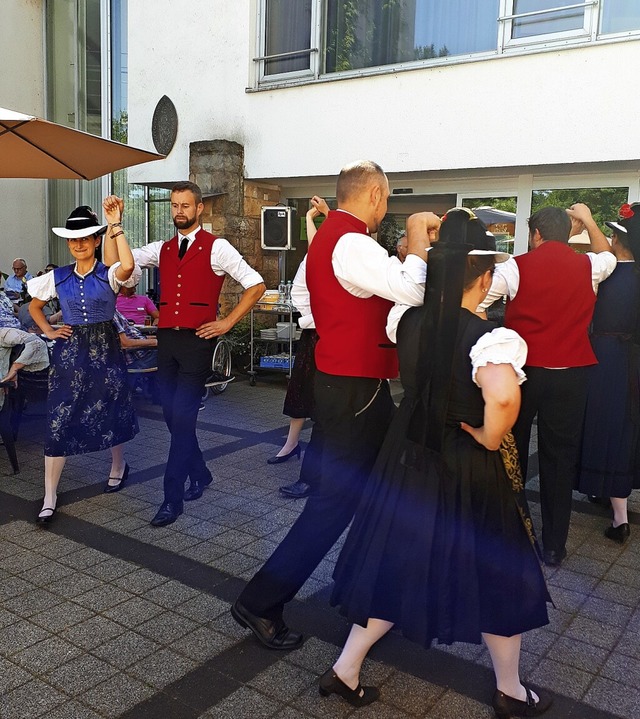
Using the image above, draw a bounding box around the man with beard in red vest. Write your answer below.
[480,204,615,567]
[107,181,265,527]
[233,161,440,649]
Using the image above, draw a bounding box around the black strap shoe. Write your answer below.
[492,685,552,718]
[150,502,183,527]
[604,523,630,544]
[231,601,303,650]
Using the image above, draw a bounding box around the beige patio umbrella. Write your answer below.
[0,106,164,180]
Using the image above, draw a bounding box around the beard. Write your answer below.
[173,212,196,230]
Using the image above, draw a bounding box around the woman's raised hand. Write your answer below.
[102,195,124,225]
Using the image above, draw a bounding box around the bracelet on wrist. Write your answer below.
[110,222,123,228]
[111,230,125,238]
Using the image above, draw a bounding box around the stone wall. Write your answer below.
[190,140,281,316]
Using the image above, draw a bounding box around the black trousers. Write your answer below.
[239,371,396,621]
[513,365,590,554]
[156,328,215,505]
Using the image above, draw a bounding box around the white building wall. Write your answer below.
[127,1,640,187]
[0,0,47,276]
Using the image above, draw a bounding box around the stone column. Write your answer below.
[189,140,280,315]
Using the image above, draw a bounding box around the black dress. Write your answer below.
[331,308,550,646]
[282,328,318,419]
[578,262,640,498]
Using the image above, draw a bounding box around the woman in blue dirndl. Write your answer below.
[28,199,138,523]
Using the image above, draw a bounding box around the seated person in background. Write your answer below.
[0,290,21,329]
[18,299,60,331]
[4,258,33,303]
[113,309,158,372]
[116,281,159,325]
[0,327,50,385]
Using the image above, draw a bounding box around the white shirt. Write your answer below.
[131,230,264,290]
[331,211,426,305]
[290,256,314,330]
[479,250,617,310]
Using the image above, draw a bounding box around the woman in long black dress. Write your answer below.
[28,198,138,522]
[577,202,640,543]
[320,209,552,719]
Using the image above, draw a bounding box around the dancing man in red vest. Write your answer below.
[481,205,615,566]
[117,181,265,527]
[233,160,440,648]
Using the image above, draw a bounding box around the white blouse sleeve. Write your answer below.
[470,327,528,386]
[26,273,57,302]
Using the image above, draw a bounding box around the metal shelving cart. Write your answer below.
[248,301,298,386]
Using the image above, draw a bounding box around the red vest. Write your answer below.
[505,241,597,367]
[307,211,398,379]
[157,228,225,329]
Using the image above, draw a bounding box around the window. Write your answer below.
[255,1,640,87]
[507,1,593,42]
[325,0,499,72]
[600,0,640,34]
[261,0,314,77]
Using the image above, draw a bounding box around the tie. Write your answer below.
[178,236,189,259]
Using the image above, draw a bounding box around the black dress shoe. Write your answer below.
[542,548,567,567]
[184,472,213,501]
[319,669,379,707]
[231,601,303,650]
[279,481,311,499]
[150,502,183,527]
[103,463,129,494]
[604,523,630,544]
[267,445,301,464]
[492,685,552,718]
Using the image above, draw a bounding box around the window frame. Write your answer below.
[498,1,599,51]
[254,0,321,84]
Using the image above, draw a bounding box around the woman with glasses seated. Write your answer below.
[27,198,139,523]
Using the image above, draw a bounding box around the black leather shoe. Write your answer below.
[319,669,379,707]
[184,472,213,501]
[279,481,311,499]
[231,601,303,650]
[104,463,129,494]
[542,548,567,567]
[267,445,301,464]
[150,502,183,527]
[492,685,552,718]
[604,523,630,544]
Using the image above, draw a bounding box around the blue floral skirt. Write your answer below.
[46,321,139,457]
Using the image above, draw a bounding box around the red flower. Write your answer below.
[619,203,635,219]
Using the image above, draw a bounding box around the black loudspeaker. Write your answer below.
[261,206,296,250]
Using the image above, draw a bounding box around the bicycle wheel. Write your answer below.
[210,338,233,395]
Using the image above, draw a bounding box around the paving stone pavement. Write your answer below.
[0,377,639,719]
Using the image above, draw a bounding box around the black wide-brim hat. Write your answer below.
[434,207,511,262]
[52,205,107,239]
[605,202,640,238]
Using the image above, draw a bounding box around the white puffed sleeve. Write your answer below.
[470,327,528,386]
